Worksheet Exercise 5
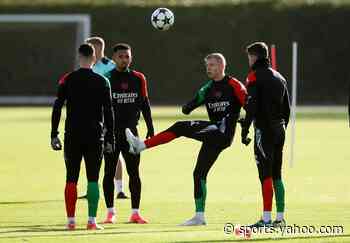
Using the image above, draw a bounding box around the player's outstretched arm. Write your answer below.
[182,97,198,115]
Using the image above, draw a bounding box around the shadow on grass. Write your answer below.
[0,223,349,241]
[0,226,217,239]
[0,224,66,230]
[0,199,62,205]
[172,234,350,242]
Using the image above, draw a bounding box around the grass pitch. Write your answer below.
[0,106,349,243]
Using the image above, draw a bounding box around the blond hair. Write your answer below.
[204,53,226,67]
[85,36,105,50]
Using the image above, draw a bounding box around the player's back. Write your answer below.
[63,68,110,137]
[255,67,289,128]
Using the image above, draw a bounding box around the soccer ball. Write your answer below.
[151,8,175,31]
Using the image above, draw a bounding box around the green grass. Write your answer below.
[0,107,349,243]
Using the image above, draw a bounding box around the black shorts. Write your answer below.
[254,125,285,182]
[64,134,104,182]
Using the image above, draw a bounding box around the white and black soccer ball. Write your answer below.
[151,8,175,31]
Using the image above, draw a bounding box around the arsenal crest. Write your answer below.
[121,82,129,90]
[213,90,222,98]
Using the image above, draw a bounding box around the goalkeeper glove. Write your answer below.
[51,137,62,151]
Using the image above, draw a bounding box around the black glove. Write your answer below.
[237,118,245,125]
[104,142,114,154]
[241,127,251,146]
[146,127,154,139]
[104,133,115,154]
[238,118,251,146]
[182,103,192,115]
[51,137,62,151]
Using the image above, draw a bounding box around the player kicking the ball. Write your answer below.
[125,53,247,226]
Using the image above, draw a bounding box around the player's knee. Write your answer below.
[272,166,282,180]
[168,121,187,135]
[103,170,115,180]
[130,174,140,182]
[174,121,187,127]
[66,176,78,183]
[263,171,272,180]
[259,168,272,182]
[193,175,201,193]
[87,174,99,182]
[104,164,117,176]
[131,178,141,188]
[193,170,205,181]
[87,178,99,183]
[128,170,140,180]
[129,176,141,190]
[66,171,79,183]
[272,173,281,180]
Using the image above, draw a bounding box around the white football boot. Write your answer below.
[125,128,146,154]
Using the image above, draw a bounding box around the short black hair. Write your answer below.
[246,42,269,59]
[79,43,95,57]
[113,43,131,53]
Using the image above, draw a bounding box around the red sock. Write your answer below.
[144,131,177,148]
[262,177,273,211]
[64,182,77,218]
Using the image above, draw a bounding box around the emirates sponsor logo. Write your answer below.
[208,101,230,112]
[113,92,138,104]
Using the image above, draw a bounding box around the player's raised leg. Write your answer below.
[125,127,175,154]
[126,120,216,154]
